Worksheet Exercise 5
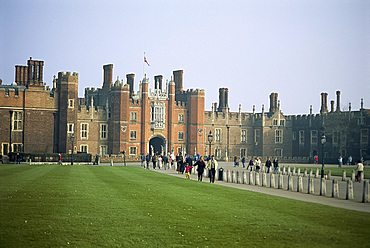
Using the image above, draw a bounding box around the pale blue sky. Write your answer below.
[1,0,369,114]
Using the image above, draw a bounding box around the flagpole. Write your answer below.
[143,52,145,79]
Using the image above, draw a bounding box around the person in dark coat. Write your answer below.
[152,155,157,169]
[273,158,279,173]
[247,158,254,171]
[145,154,151,169]
[194,156,206,181]
[265,157,272,173]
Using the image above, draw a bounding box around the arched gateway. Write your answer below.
[149,136,166,156]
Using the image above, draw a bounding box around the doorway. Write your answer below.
[149,137,165,156]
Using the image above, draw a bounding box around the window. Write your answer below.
[5,88,9,96]
[215,129,221,142]
[12,111,23,131]
[361,129,368,145]
[100,124,107,139]
[275,130,283,143]
[68,123,74,133]
[333,131,339,145]
[358,116,366,125]
[254,129,260,144]
[273,119,278,126]
[100,145,108,156]
[130,112,137,122]
[299,130,305,145]
[215,148,221,157]
[2,143,9,155]
[241,129,247,143]
[177,147,182,155]
[151,101,165,129]
[292,132,297,140]
[13,143,22,153]
[130,147,137,155]
[274,148,283,157]
[130,130,137,140]
[81,123,88,139]
[280,120,285,126]
[240,148,246,157]
[80,145,88,153]
[68,99,74,108]
[178,132,184,141]
[311,130,318,144]
[178,114,184,123]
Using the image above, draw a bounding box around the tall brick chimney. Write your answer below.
[126,73,135,97]
[320,92,328,114]
[336,90,341,112]
[217,88,229,112]
[330,100,335,112]
[173,70,183,95]
[269,92,278,113]
[103,64,113,89]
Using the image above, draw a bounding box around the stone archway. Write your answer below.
[149,136,165,156]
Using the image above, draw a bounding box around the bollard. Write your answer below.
[332,179,339,198]
[293,167,296,176]
[278,174,283,189]
[346,180,354,200]
[242,171,246,184]
[263,173,267,187]
[282,166,286,175]
[244,171,249,184]
[362,180,369,203]
[315,168,319,178]
[287,166,291,176]
[256,172,260,186]
[342,170,346,181]
[320,178,326,196]
[308,177,314,194]
[270,174,275,188]
[288,174,293,191]
[227,170,231,183]
[110,159,113,166]
[327,170,331,180]
[309,169,313,178]
[297,168,301,176]
[303,168,307,177]
[351,170,356,181]
[298,176,303,193]
[29,159,32,165]
[236,171,240,184]
[249,171,254,185]
[231,170,235,183]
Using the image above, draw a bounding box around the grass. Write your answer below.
[0,164,369,247]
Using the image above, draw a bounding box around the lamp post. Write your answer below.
[71,134,75,165]
[208,131,213,156]
[321,134,326,178]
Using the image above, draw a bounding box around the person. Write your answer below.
[265,157,272,173]
[255,157,261,172]
[194,156,206,181]
[184,163,193,179]
[347,155,353,165]
[247,158,254,171]
[206,155,218,183]
[241,156,246,168]
[356,160,364,182]
[162,154,169,170]
[152,154,157,169]
[234,155,239,167]
[16,153,21,164]
[141,154,146,167]
[170,153,175,167]
[58,154,62,165]
[338,156,342,168]
[145,153,151,169]
[158,155,162,169]
[185,154,193,174]
[273,158,279,173]
[314,155,318,164]
[93,154,100,165]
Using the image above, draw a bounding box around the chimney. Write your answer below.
[336,91,341,112]
[103,64,113,89]
[217,88,229,112]
[330,100,334,112]
[173,70,183,95]
[269,92,278,113]
[320,92,328,114]
[126,73,135,97]
[154,75,163,90]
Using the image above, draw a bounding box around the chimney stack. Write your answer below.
[217,88,229,112]
[126,73,135,97]
[154,75,163,90]
[173,70,183,95]
[320,92,328,114]
[103,64,113,89]
[336,91,341,112]
[330,100,335,112]
[269,93,278,113]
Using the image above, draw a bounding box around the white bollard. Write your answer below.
[346,180,354,200]
[342,170,346,181]
[243,171,246,184]
[351,170,356,181]
[315,168,319,178]
[362,180,369,203]
[110,159,113,166]
[308,177,314,194]
[249,171,254,185]
[297,168,301,176]
[332,179,339,198]
[298,176,303,193]
[271,174,276,188]
[263,173,267,187]
[288,174,293,191]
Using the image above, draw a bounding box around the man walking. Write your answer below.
[206,155,218,183]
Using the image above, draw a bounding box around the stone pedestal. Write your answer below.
[308,177,314,194]
[332,179,339,198]
[320,178,326,196]
[363,180,369,203]
[298,176,303,193]
[346,180,354,200]
[288,174,293,191]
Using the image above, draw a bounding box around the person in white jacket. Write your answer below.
[356,160,364,182]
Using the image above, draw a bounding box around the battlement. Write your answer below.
[129,99,141,106]
[175,101,187,107]
[58,72,79,83]
[185,88,205,94]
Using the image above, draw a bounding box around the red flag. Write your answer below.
[144,56,150,66]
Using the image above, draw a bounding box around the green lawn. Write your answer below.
[0,164,369,247]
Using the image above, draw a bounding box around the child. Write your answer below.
[185,163,193,179]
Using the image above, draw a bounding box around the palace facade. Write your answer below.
[0,57,369,162]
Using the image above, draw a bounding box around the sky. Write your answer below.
[1,0,369,115]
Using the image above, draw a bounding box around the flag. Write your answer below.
[144,56,150,66]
